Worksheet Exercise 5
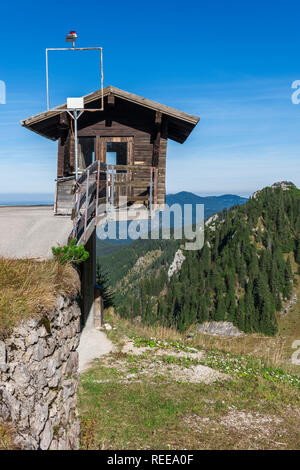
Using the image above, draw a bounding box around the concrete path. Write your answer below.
[78,327,114,373]
[0,206,73,259]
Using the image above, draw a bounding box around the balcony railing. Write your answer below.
[69,161,158,244]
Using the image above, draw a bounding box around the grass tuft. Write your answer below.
[0,256,80,339]
[0,424,17,450]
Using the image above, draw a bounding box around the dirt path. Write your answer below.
[78,328,114,373]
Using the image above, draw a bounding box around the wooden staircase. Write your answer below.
[69,161,159,245]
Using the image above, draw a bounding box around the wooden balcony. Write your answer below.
[57,161,159,244]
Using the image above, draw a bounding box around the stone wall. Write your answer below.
[0,294,81,450]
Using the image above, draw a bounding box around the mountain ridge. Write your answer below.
[97,191,248,257]
[104,182,300,336]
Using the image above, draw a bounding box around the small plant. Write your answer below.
[52,238,89,265]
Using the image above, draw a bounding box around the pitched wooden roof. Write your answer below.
[20,85,200,143]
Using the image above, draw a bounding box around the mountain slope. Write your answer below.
[110,182,300,336]
[96,192,248,257]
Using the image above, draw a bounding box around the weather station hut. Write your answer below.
[19,32,200,326]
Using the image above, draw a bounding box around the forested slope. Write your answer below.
[101,182,300,336]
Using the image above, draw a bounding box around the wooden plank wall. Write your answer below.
[56,106,167,207]
[55,178,75,215]
[57,132,75,178]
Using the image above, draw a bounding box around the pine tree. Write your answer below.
[215,291,226,321]
[295,237,300,264]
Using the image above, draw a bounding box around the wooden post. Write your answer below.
[105,93,115,127]
[152,111,162,167]
[81,229,96,328]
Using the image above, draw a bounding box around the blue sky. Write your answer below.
[1,0,300,198]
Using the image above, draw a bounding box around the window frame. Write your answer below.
[98,136,134,167]
[77,136,96,171]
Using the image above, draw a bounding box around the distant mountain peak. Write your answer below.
[271,181,296,190]
[252,181,297,199]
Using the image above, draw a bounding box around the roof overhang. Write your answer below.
[20,85,200,144]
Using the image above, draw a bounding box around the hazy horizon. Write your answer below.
[1,2,300,195]
[0,189,252,201]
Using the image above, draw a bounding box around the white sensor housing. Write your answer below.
[67,97,84,109]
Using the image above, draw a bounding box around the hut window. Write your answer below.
[78,137,95,169]
[106,142,127,169]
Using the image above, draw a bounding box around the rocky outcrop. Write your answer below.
[168,249,186,280]
[253,181,296,199]
[197,321,244,337]
[0,294,81,450]
[281,293,297,316]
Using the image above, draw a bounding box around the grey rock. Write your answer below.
[19,402,31,427]
[45,359,58,378]
[43,389,57,405]
[13,364,31,387]
[1,388,20,421]
[32,340,46,361]
[71,303,81,319]
[14,323,30,338]
[26,331,39,345]
[57,436,67,450]
[22,347,34,362]
[54,312,64,329]
[281,293,297,316]
[26,318,39,329]
[64,351,78,375]
[8,337,25,351]
[168,249,186,280]
[49,439,58,450]
[39,420,53,450]
[1,294,80,450]
[196,321,244,337]
[47,368,61,388]
[45,337,56,356]
[14,433,39,450]
[37,325,49,338]
[0,340,7,371]
[57,295,65,310]
[0,402,10,421]
[62,379,75,401]
[30,403,49,436]
[52,347,62,364]
[24,385,35,397]
[36,370,47,390]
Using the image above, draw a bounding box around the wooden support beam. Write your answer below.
[152,112,162,167]
[105,94,115,127]
[162,116,168,139]
[107,94,115,106]
[155,111,162,125]
[59,112,69,127]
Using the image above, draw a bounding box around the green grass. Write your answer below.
[78,311,300,450]
[129,333,300,389]
[200,350,300,388]
[79,366,300,449]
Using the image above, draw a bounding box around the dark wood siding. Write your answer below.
[57,114,167,207]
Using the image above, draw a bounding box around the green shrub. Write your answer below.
[52,238,89,265]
